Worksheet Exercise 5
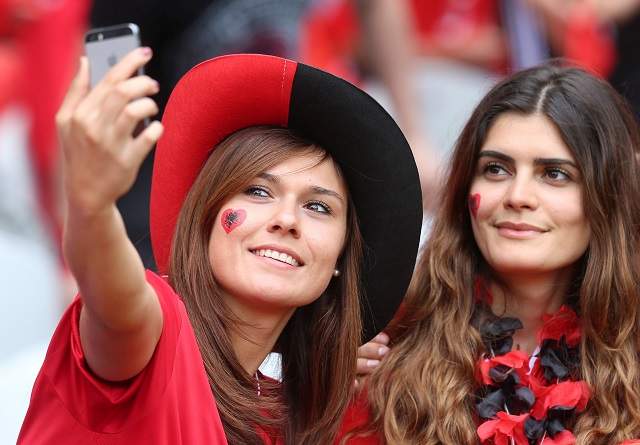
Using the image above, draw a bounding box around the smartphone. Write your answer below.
[84,23,141,87]
[85,23,149,133]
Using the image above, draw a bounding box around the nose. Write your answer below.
[503,174,538,211]
[267,200,300,238]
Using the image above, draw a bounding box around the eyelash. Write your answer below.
[483,162,510,176]
[482,163,572,183]
[243,186,333,214]
[543,167,571,182]
[305,200,332,214]
[245,185,271,198]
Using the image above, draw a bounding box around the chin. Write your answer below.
[244,284,318,308]
[489,258,548,275]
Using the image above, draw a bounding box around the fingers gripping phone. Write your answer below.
[84,23,149,134]
[85,23,142,87]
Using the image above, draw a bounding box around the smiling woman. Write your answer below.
[169,126,364,443]
[342,62,640,445]
[17,53,423,445]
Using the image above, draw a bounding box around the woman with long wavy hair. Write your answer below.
[340,63,640,444]
[18,51,422,444]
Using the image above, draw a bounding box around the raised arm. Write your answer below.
[58,48,164,381]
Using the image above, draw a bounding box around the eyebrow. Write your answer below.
[478,150,578,169]
[258,172,280,183]
[310,186,345,202]
[258,172,345,202]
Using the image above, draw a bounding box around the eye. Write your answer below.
[305,200,332,214]
[543,167,571,183]
[244,185,271,198]
[483,162,510,177]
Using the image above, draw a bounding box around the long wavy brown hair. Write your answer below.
[169,126,363,444]
[362,63,640,444]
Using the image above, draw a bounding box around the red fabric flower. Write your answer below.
[477,412,528,445]
[478,350,530,385]
[531,381,590,419]
[541,430,576,445]
[537,306,581,347]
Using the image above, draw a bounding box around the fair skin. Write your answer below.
[60,49,348,381]
[209,154,348,373]
[358,112,591,372]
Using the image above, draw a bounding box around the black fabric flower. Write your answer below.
[524,408,576,444]
[477,364,535,419]
[538,337,580,382]
[479,317,523,355]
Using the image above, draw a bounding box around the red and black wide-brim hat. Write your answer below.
[150,54,422,341]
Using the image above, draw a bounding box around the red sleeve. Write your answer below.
[334,392,382,445]
[36,270,182,433]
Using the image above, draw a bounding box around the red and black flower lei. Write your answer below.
[473,279,589,445]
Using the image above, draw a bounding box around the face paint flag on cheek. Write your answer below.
[469,193,480,219]
[221,208,246,233]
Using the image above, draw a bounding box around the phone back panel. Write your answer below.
[85,34,140,87]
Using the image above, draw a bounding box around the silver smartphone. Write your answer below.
[84,23,141,87]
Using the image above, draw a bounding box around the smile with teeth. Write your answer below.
[251,249,300,267]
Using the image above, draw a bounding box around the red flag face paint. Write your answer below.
[221,208,247,233]
[469,193,481,218]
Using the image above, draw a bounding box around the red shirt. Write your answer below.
[18,271,228,444]
[335,392,381,445]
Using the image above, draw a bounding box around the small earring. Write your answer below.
[333,269,341,277]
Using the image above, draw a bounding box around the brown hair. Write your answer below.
[169,126,363,444]
[362,63,640,443]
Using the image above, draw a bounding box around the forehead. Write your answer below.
[481,112,575,161]
[263,152,347,193]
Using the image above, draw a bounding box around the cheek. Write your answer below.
[306,224,346,268]
[469,183,507,220]
[208,224,231,278]
[220,208,247,233]
[544,191,586,228]
[550,200,591,251]
[208,207,251,274]
[468,193,481,219]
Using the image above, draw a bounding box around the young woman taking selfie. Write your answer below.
[343,63,640,445]
[18,50,422,444]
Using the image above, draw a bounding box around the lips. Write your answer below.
[495,221,548,240]
[495,222,546,232]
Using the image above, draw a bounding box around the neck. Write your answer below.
[489,268,574,354]
[224,296,295,375]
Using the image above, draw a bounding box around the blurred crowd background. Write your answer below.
[1,0,639,442]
